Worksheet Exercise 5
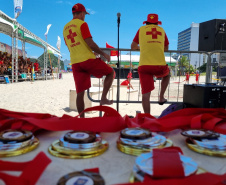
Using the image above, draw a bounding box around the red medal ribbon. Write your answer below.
[152,147,185,178]
[0,107,226,134]
[0,152,51,185]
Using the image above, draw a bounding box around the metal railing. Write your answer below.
[87,48,226,107]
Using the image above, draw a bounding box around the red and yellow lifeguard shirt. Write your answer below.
[133,25,169,66]
[63,19,96,64]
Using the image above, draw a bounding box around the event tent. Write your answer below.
[0,10,61,82]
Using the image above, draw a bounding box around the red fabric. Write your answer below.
[33,62,39,71]
[0,152,51,185]
[0,106,126,133]
[0,106,226,134]
[196,73,199,81]
[106,43,119,56]
[80,22,92,40]
[152,147,185,178]
[185,73,190,81]
[72,58,113,93]
[138,65,169,94]
[143,14,162,25]
[127,72,133,79]
[84,168,99,173]
[121,80,129,86]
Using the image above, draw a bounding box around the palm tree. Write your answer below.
[178,56,190,76]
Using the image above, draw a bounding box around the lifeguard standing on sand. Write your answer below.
[63,3,114,117]
[185,72,190,84]
[120,71,134,89]
[195,71,199,84]
[131,13,170,114]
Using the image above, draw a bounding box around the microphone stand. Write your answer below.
[116,13,121,112]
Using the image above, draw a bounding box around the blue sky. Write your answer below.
[1,0,226,61]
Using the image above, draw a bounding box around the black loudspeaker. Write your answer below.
[199,19,226,51]
[217,66,226,78]
[183,84,226,108]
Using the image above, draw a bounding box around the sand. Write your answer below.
[0,73,206,118]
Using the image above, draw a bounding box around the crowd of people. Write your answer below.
[0,51,40,76]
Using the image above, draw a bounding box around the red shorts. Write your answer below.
[72,58,113,93]
[138,65,169,94]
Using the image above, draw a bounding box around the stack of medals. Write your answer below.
[48,131,108,159]
[117,128,173,156]
[57,170,105,185]
[131,151,199,182]
[182,129,226,157]
[0,129,39,157]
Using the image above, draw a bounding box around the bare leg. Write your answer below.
[142,92,151,114]
[159,75,170,103]
[100,70,114,105]
[76,91,85,118]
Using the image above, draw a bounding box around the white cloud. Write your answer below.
[56,1,72,5]
[65,1,73,6]
[87,8,96,15]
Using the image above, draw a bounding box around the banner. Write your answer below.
[106,42,119,56]
[0,42,25,57]
[5,45,12,55]
[56,36,61,50]
[14,0,23,19]
[0,42,6,52]
[44,24,52,40]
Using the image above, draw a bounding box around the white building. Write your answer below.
[177,23,205,67]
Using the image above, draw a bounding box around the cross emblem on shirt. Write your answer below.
[67,29,77,43]
[146,28,162,39]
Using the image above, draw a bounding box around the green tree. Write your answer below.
[37,53,64,70]
[197,63,217,73]
[177,56,195,75]
[178,56,189,75]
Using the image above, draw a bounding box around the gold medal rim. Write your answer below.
[48,140,108,159]
[51,140,108,155]
[0,137,39,157]
[117,139,173,156]
[185,138,226,157]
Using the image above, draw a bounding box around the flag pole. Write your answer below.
[116,13,121,112]
[45,24,54,80]
[46,41,54,80]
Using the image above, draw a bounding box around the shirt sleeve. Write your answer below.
[133,30,140,44]
[165,33,169,46]
[63,37,67,46]
[80,22,92,40]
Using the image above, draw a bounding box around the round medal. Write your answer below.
[120,128,152,140]
[181,129,219,139]
[0,129,33,143]
[64,131,96,144]
[57,171,105,185]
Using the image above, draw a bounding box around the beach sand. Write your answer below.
[0,73,206,118]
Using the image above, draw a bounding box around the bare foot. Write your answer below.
[158,98,167,105]
[100,99,113,105]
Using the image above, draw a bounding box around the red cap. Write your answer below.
[72,3,89,15]
[143,14,162,25]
